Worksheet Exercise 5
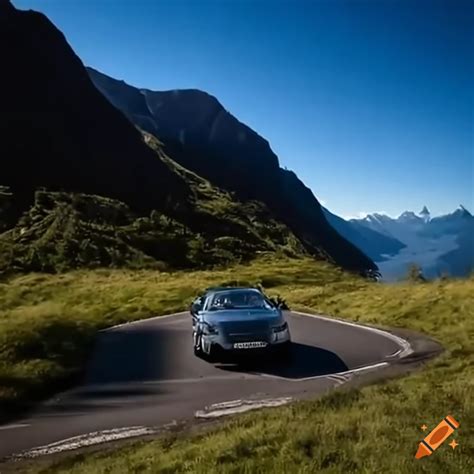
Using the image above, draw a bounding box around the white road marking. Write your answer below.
[195,397,293,419]
[339,361,388,374]
[251,361,389,383]
[327,373,351,382]
[105,311,188,331]
[0,423,30,431]
[11,426,158,459]
[293,311,413,358]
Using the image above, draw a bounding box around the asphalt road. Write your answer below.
[0,311,413,460]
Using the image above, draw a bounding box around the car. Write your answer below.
[190,287,291,360]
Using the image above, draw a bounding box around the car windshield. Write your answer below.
[207,290,272,310]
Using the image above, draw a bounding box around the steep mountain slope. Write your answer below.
[87,67,377,274]
[87,67,280,202]
[0,1,187,214]
[322,207,405,261]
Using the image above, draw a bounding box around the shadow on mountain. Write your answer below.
[216,342,349,379]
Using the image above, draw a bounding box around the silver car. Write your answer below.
[190,287,291,360]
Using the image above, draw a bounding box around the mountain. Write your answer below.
[0,1,376,275]
[0,1,303,272]
[352,207,474,279]
[354,213,396,238]
[397,211,423,225]
[354,212,425,245]
[424,205,473,238]
[438,224,474,277]
[87,68,377,275]
[87,67,280,202]
[426,207,474,276]
[419,206,431,223]
[322,208,405,261]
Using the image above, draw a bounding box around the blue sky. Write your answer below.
[16,0,473,218]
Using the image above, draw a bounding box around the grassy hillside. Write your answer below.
[0,136,306,275]
[1,258,473,473]
[0,187,303,275]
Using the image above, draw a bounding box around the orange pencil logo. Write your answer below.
[415,415,460,459]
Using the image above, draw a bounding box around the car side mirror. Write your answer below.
[270,297,289,310]
[191,302,202,315]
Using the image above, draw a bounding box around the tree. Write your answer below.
[407,263,426,282]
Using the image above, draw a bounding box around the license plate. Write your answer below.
[233,341,268,349]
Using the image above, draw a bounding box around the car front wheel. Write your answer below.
[193,332,204,357]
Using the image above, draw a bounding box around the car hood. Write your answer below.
[203,309,282,327]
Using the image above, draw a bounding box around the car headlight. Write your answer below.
[202,322,219,335]
[272,322,288,333]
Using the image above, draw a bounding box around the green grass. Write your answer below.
[1,258,473,473]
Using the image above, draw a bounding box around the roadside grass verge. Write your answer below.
[1,258,473,472]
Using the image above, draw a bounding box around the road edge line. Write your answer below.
[103,311,187,331]
[293,311,413,358]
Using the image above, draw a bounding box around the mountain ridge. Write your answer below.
[87,66,378,274]
[355,205,472,223]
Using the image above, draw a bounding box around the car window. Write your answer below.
[207,290,274,310]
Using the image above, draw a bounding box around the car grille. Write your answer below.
[227,333,269,343]
[220,321,270,343]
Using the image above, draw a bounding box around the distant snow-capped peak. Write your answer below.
[360,212,391,223]
[453,204,472,218]
[397,211,422,223]
[354,205,471,225]
[419,206,431,223]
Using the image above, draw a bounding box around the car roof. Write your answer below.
[204,286,260,293]
[201,287,262,300]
